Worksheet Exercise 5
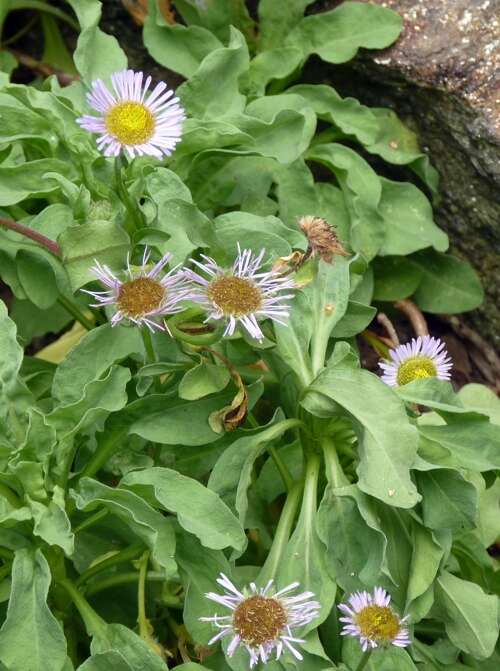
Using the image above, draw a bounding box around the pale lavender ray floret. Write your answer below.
[82,247,192,333]
[77,69,185,158]
[338,587,410,652]
[379,335,453,387]
[184,245,296,342]
[201,572,321,668]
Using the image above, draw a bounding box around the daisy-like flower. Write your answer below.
[339,587,410,651]
[201,573,320,668]
[77,69,185,158]
[82,247,191,332]
[379,335,453,387]
[184,246,296,342]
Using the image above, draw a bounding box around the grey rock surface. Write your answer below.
[311,0,500,348]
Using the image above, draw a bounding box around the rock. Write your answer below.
[310,0,500,348]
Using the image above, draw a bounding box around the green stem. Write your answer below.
[137,551,150,639]
[76,543,144,587]
[0,482,22,509]
[141,328,156,364]
[269,445,294,492]
[259,481,303,583]
[85,571,167,598]
[322,436,349,488]
[354,649,372,671]
[77,426,128,482]
[59,579,106,636]
[73,508,108,534]
[114,155,144,233]
[57,295,94,331]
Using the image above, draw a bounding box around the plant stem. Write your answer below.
[114,155,143,233]
[57,295,94,331]
[141,328,156,364]
[9,1,80,30]
[354,649,372,671]
[137,551,150,639]
[59,578,106,636]
[0,215,61,256]
[73,508,108,534]
[259,481,303,583]
[268,445,294,492]
[77,426,128,482]
[84,571,167,598]
[322,436,349,488]
[76,543,144,587]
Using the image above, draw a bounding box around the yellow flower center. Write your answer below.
[233,596,287,647]
[396,356,437,386]
[117,277,165,318]
[106,101,155,145]
[207,276,262,317]
[355,605,401,643]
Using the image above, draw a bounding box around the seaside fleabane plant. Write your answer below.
[77,69,185,157]
[379,335,453,386]
[201,573,320,667]
[339,587,410,651]
[82,247,191,332]
[184,245,296,341]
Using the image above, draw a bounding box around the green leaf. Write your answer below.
[178,28,249,119]
[0,92,54,144]
[179,362,230,400]
[174,0,254,43]
[72,478,176,575]
[246,48,303,96]
[307,258,351,374]
[90,623,167,671]
[435,571,498,659]
[303,361,419,507]
[288,84,380,145]
[16,251,58,310]
[77,651,134,671]
[405,523,443,621]
[58,220,130,291]
[317,484,385,593]
[373,256,423,301]
[208,416,296,525]
[175,529,231,644]
[0,549,67,671]
[274,289,314,388]
[331,301,376,338]
[416,470,477,532]
[30,486,74,555]
[378,178,448,255]
[0,159,75,206]
[144,0,223,78]
[418,421,500,471]
[410,250,484,313]
[66,0,127,83]
[52,324,142,405]
[214,211,303,259]
[306,143,384,260]
[121,467,246,551]
[457,384,500,425]
[285,2,402,64]
[258,0,314,51]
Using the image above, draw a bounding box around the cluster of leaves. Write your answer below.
[0,2,497,671]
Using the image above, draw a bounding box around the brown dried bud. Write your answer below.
[298,215,349,263]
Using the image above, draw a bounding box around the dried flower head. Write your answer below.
[77,69,184,158]
[339,587,410,651]
[299,215,349,263]
[82,247,191,332]
[201,573,320,668]
[184,245,296,342]
[379,335,453,387]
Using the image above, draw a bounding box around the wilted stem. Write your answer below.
[0,215,61,256]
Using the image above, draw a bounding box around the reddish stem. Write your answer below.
[0,216,61,257]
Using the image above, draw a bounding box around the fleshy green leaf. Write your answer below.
[121,467,246,551]
[0,549,67,671]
